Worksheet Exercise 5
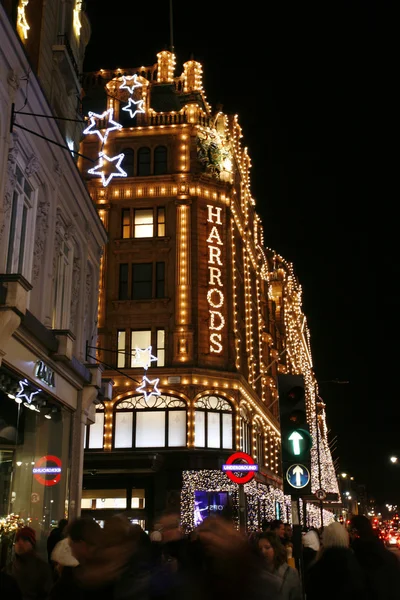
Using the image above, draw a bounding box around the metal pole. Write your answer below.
[315,389,324,528]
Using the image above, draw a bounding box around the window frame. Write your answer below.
[6,163,37,280]
[112,395,187,449]
[116,328,166,368]
[194,395,233,450]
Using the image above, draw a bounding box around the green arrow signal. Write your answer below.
[288,431,303,455]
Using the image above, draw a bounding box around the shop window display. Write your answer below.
[0,387,71,562]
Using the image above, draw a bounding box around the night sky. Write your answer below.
[83,2,395,506]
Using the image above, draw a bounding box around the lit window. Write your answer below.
[113,395,187,449]
[131,330,151,367]
[194,396,233,449]
[156,329,165,367]
[85,404,104,449]
[134,209,153,238]
[117,330,126,368]
[121,209,130,238]
[157,207,165,237]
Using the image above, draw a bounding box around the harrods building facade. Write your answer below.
[79,50,336,531]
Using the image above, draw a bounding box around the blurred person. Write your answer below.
[349,514,400,600]
[66,517,103,565]
[47,519,68,565]
[0,571,23,600]
[49,537,79,600]
[302,528,320,571]
[261,518,271,532]
[270,519,286,543]
[257,531,302,600]
[5,526,53,600]
[305,521,367,600]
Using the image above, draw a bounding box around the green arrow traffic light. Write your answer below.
[288,431,303,455]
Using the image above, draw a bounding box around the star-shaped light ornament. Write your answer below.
[15,380,40,404]
[122,98,145,119]
[88,152,127,187]
[83,108,122,144]
[132,346,158,370]
[136,376,161,401]
[119,74,143,94]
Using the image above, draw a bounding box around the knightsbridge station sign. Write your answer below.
[206,204,226,354]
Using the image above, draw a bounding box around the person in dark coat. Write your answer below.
[5,526,53,600]
[0,571,23,600]
[47,519,68,564]
[305,521,367,600]
[350,515,400,600]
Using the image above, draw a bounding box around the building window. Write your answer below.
[52,238,73,329]
[240,406,251,454]
[130,262,165,300]
[6,164,35,279]
[131,330,152,367]
[255,423,264,467]
[119,263,129,299]
[113,395,187,449]
[85,404,104,449]
[132,263,152,299]
[121,209,130,238]
[117,330,126,368]
[156,262,165,298]
[137,147,151,176]
[194,395,233,449]
[157,207,165,237]
[154,145,168,175]
[156,329,165,367]
[134,209,153,238]
[123,148,134,177]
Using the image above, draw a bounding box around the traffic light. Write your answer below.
[278,374,312,496]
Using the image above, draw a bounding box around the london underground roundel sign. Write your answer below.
[32,455,62,487]
[222,451,258,484]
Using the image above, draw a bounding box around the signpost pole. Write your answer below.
[292,498,306,600]
[238,485,246,532]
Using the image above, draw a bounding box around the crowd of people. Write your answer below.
[0,513,399,600]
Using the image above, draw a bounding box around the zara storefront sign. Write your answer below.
[35,360,55,387]
[206,205,226,354]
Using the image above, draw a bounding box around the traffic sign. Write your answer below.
[315,488,327,500]
[286,464,310,489]
[222,451,258,484]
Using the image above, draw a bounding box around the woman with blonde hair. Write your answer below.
[305,521,367,600]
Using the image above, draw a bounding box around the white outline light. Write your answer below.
[16,380,40,404]
[119,74,143,94]
[132,346,158,370]
[88,152,127,187]
[136,376,161,401]
[122,98,145,119]
[83,108,122,143]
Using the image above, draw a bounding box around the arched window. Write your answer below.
[254,420,264,467]
[113,395,186,449]
[240,406,251,454]
[137,147,151,176]
[154,146,168,175]
[123,148,134,177]
[194,395,233,449]
[85,403,104,449]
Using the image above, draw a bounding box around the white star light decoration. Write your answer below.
[119,74,143,94]
[132,346,158,370]
[15,380,39,404]
[136,376,161,402]
[88,152,127,187]
[83,108,122,144]
[122,98,145,119]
